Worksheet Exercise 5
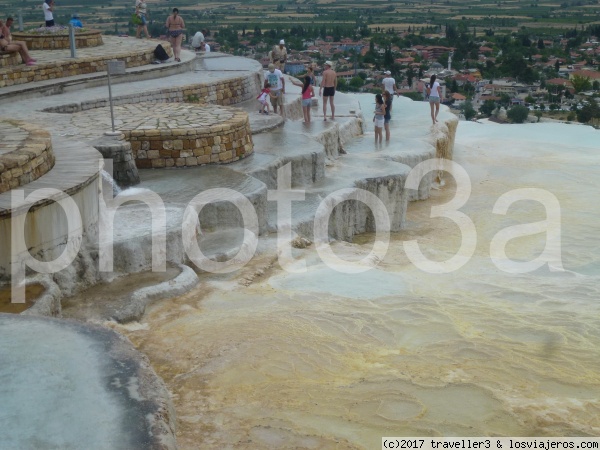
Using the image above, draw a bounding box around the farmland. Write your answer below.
[0,0,598,39]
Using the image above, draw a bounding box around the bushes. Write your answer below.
[507,105,530,123]
[461,102,476,120]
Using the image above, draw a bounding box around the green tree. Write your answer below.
[499,93,511,107]
[461,102,476,120]
[479,100,497,117]
[507,105,530,123]
[383,47,394,67]
[571,75,592,93]
[336,78,348,92]
[576,99,600,125]
[537,38,545,49]
[349,76,364,91]
[402,92,424,101]
[451,79,458,92]
[534,110,543,122]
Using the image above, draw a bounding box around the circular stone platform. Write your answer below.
[0,120,54,194]
[12,29,103,50]
[70,102,254,168]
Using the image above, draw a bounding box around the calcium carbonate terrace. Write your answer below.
[0,37,464,449]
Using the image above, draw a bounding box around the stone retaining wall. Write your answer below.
[91,136,140,187]
[0,120,55,194]
[125,110,254,168]
[0,42,173,88]
[43,73,262,113]
[0,53,21,67]
[12,30,103,50]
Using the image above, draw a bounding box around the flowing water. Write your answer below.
[116,100,600,449]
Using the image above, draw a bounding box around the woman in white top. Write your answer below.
[135,0,151,39]
[427,74,442,125]
[43,0,54,27]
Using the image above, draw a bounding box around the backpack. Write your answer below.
[154,44,170,61]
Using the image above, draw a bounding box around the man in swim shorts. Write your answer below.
[319,61,337,121]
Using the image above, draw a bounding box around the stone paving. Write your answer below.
[68,102,253,167]
[5,54,264,143]
[70,103,236,138]
[0,36,173,88]
[7,35,160,68]
[0,121,28,156]
[0,120,55,194]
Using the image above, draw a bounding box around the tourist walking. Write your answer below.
[374,93,386,143]
[270,39,287,73]
[166,8,185,62]
[0,19,35,65]
[382,70,397,103]
[383,91,392,141]
[43,0,54,27]
[135,0,151,39]
[265,63,285,116]
[427,74,442,124]
[319,61,337,121]
[291,75,315,123]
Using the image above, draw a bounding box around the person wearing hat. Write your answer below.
[265,62,286,116]
[69,14,83,28]
[319,61,337,121]
[382,70,397,103]
[270,39,287,73]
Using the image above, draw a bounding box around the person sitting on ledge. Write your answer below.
[69,14,83,28]
[0,18,36,65]
[191,31,204,51]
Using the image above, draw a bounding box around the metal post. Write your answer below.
[107,68,115,133]
[17,10,23,32]
[105,60,126,136]
[68,23,77,58]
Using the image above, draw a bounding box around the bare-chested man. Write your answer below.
[319,61,337,121]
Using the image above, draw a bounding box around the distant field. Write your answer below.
[0,0,595,37]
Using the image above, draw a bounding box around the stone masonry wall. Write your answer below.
[0,120,55,194]
[42,74,262,113]
[0,42,173,88]
[125,113,254,169]
[91,137,140,187]
[12,31,103,50]
[0,53,22,68]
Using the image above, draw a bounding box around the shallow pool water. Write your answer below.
[119,102,600,449]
